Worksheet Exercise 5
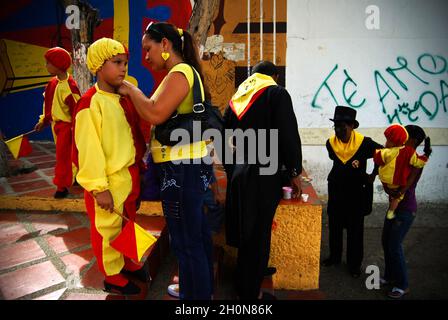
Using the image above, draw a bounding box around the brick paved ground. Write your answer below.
[2,141,446,301]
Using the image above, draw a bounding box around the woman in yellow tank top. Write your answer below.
[118,22,214,300]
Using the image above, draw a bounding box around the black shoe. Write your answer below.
[54,188,68,199]
[322,258,341,267]
[104,280,141,295]
[121,265,151,283]
[260,292,277,300]
[264,267,277,276]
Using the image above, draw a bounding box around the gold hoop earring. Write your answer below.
[161,52,170,61]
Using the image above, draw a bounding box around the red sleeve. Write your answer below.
[373,149,385,166]
[42,78,58,125]
[120,97,147,172]
[64,94,77,118]
[72,86,97,169]
[68,76,81,95]
[66,76,81,117]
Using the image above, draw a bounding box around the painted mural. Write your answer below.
[0,0,192,141]
[202,0,287,112]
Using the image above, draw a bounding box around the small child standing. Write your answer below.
[34,47,81,198]
[374,124,430,220]
[72,38,147,295]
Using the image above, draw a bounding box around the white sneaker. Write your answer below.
[167,284,180,298]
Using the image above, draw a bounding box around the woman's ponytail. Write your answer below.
[181,30,211,100]
[405,124,433,157]
[424,136,432,157]
[181,32,202,78]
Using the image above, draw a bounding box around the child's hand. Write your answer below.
[34,122,45,132]
[94,190,114,213]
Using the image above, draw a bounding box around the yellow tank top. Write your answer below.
[150,63,208,163]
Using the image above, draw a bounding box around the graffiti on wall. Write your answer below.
[311,53,448,124]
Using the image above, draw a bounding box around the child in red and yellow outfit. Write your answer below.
[72,38,147,295]
[374,124,430,219]
[34,47,81,198]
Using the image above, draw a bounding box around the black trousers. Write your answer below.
[226,164,282,299]
[235,200,277,299]
[327,210,364,270]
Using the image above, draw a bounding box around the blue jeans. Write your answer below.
[382,209,415,290]
[158,161,214,300]
[204,188,224,234]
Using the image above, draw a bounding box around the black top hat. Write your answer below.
[329,106,359,128]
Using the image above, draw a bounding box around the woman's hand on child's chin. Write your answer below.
[95,190,115,213]
[117,80,134,96]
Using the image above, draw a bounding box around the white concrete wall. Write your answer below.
[286,0,448,203]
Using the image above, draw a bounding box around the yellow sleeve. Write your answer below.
[380,148,389,163]
[75,107,109,192]
[169,63,205,114]
[409,152,428,169]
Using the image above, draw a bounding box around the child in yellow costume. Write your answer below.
[72,38,147,295]
[374,124,430,220]
[34,47,81,198]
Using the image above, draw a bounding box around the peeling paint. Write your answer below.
[222,43,245,61]
[204,35,245,62]
[205,35,224,54]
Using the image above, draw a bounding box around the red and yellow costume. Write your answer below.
[374,124,428,197]
[374,145,428,190]
[73,84,146,279]
[37,70,80,190]
[73,38,146,285]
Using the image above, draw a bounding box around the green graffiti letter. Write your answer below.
[418,91,439,121]
[311,64,339,109]
[386,57,429,92]
[440,80,448,113]
[418,54,447,75]
[374,70,400,114]
[342,69,366,108]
